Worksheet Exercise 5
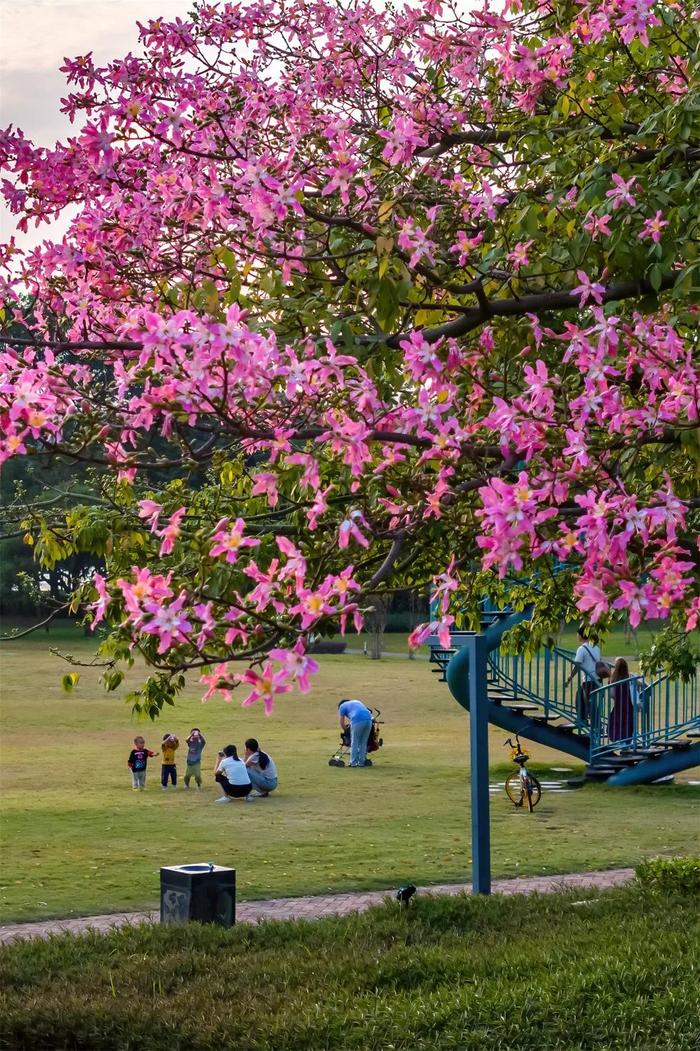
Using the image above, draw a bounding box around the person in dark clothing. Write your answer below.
[127,736,156,790]
[608,657,635,743]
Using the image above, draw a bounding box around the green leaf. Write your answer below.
[648,265,663,292]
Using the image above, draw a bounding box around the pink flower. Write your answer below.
[449,230,484,267]
[605,174,636,210]
[290,588,335,629]
[433,557,459,615]
[137,499,162,530]
[639,211,668,243]
[209,517,260,564]
[238,662,292,715]
[251,471,279,507]
[142,591,192,652]
[612,581,658,628]
[575,580,609,622]
[200,662,235,703]
[327,566,360,605]
[158,507,185,556]
[90,573,111,629]
[408,616,454,649]
[268,641,319,693]
[507,240,533,270]
[117,567,173,618]
[686,596,700,632]
[583,212,612,239]
[276,536,307,585]
[616,0,660,47]
[397,218,436,268]
[572,270,605,306]
[338,510,370,549]
[378,116,426,166]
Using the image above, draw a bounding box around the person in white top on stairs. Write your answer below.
[565,625,604,721]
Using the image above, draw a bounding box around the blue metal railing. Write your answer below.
[432,564,700,766]
[590,670,700,759]
[487,644,589,730]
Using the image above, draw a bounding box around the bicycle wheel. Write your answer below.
[505,772,525,808]
[525,774,542,811]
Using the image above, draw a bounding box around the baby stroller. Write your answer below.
[328,708,384,767]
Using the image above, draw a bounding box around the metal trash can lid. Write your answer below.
[161,862,234,874]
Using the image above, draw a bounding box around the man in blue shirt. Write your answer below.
[338,699,373,767]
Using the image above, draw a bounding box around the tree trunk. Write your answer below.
[366,595,387,660]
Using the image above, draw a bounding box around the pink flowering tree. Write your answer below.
[1,0,698,714]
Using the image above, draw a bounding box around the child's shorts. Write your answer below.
[185,761,202,781]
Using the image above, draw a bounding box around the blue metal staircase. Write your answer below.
[430,608,700,785]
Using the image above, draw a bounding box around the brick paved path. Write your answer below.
[0,868,633,946]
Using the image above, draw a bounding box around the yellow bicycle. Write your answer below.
[504,735,542,812]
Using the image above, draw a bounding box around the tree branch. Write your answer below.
[380,273,681,347]
[0,603,71,641]
[367,532,406,588]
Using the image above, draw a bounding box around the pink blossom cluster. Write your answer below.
[1,0,697,707]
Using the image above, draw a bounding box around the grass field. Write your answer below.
[1,883,698,1050]
[0,636,698,923]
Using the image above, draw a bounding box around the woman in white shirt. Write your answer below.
[214,744,252,802]
[244,738,278,797]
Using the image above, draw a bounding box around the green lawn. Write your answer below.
[1,883,698,1050]
[0,637,698,923]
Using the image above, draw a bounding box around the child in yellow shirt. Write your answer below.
[161,733,179,790]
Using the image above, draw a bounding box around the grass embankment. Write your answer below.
[1,884,698,1050]
[1,638,698,923]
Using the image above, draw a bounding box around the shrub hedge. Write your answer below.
[636,856,700,894]
[1,884,698,1050]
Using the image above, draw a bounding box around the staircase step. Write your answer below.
[686,730,700,739]
[653,739,693,750]
[529,714,563,723]
[506,704,540,713]
[585,766,617,780]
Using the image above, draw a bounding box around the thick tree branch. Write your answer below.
[380,272,681,347]
[367,532,407,588]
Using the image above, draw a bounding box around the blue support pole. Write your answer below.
[466,633,491,895]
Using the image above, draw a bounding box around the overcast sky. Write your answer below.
[0,0,191,244]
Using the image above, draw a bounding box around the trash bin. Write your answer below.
[160,863,236,927]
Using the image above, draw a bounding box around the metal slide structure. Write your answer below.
[430,608,700,785]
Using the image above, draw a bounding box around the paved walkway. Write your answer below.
[0,868,634,945]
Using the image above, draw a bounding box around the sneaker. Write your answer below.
[161,785,168,791]
[139,786,145,791]
[183,783,190,790]
[196,785,202,792]
[252,790,269,798]
[214,796,233,803]
[244,794,255,802]
[132,786,139,791]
